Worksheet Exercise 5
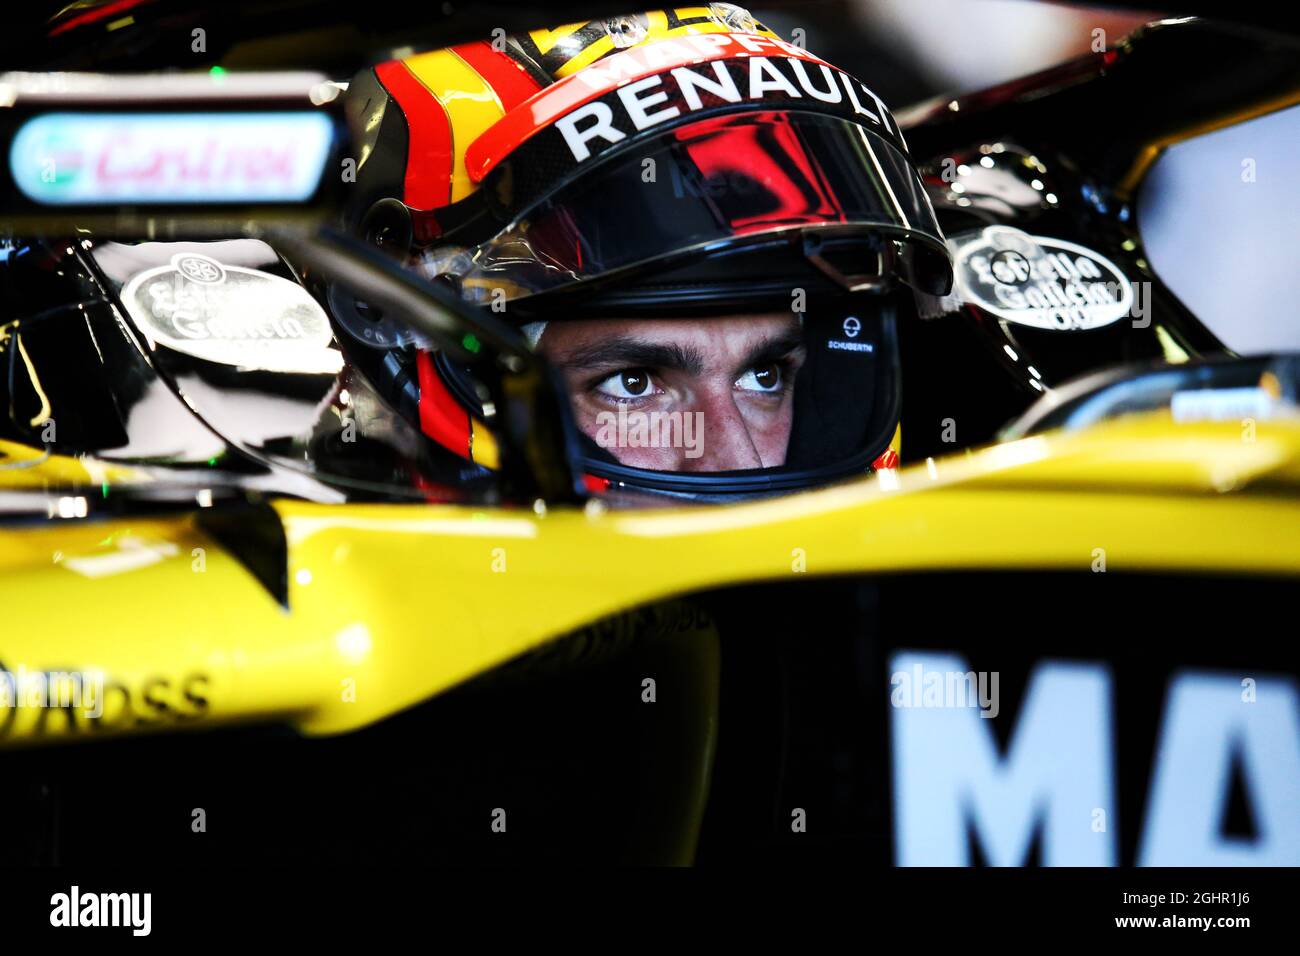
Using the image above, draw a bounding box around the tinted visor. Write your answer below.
[453,111,952,304]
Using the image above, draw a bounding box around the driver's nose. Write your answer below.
[681,389,763,472]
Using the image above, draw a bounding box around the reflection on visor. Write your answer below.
[453,112,948,302]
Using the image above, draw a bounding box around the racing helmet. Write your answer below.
[334,6,954,498]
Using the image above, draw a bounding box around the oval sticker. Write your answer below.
[121,253,341,373]
[952,226,1133,331]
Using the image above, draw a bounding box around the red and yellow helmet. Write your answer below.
[335,7,951,498]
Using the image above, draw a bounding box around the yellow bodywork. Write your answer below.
[1,411,1298,749]
[0,439,147,488]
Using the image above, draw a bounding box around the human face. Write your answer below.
[537,314,806,472]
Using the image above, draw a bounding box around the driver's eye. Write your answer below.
[736,362,783,393]
[596,369,656,400]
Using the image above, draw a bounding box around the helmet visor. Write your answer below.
[452,111,952,304]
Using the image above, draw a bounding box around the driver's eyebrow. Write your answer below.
[554,337,706,375]
[736,330,806,373]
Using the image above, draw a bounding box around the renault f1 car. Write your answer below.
[0,0,1297,870]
